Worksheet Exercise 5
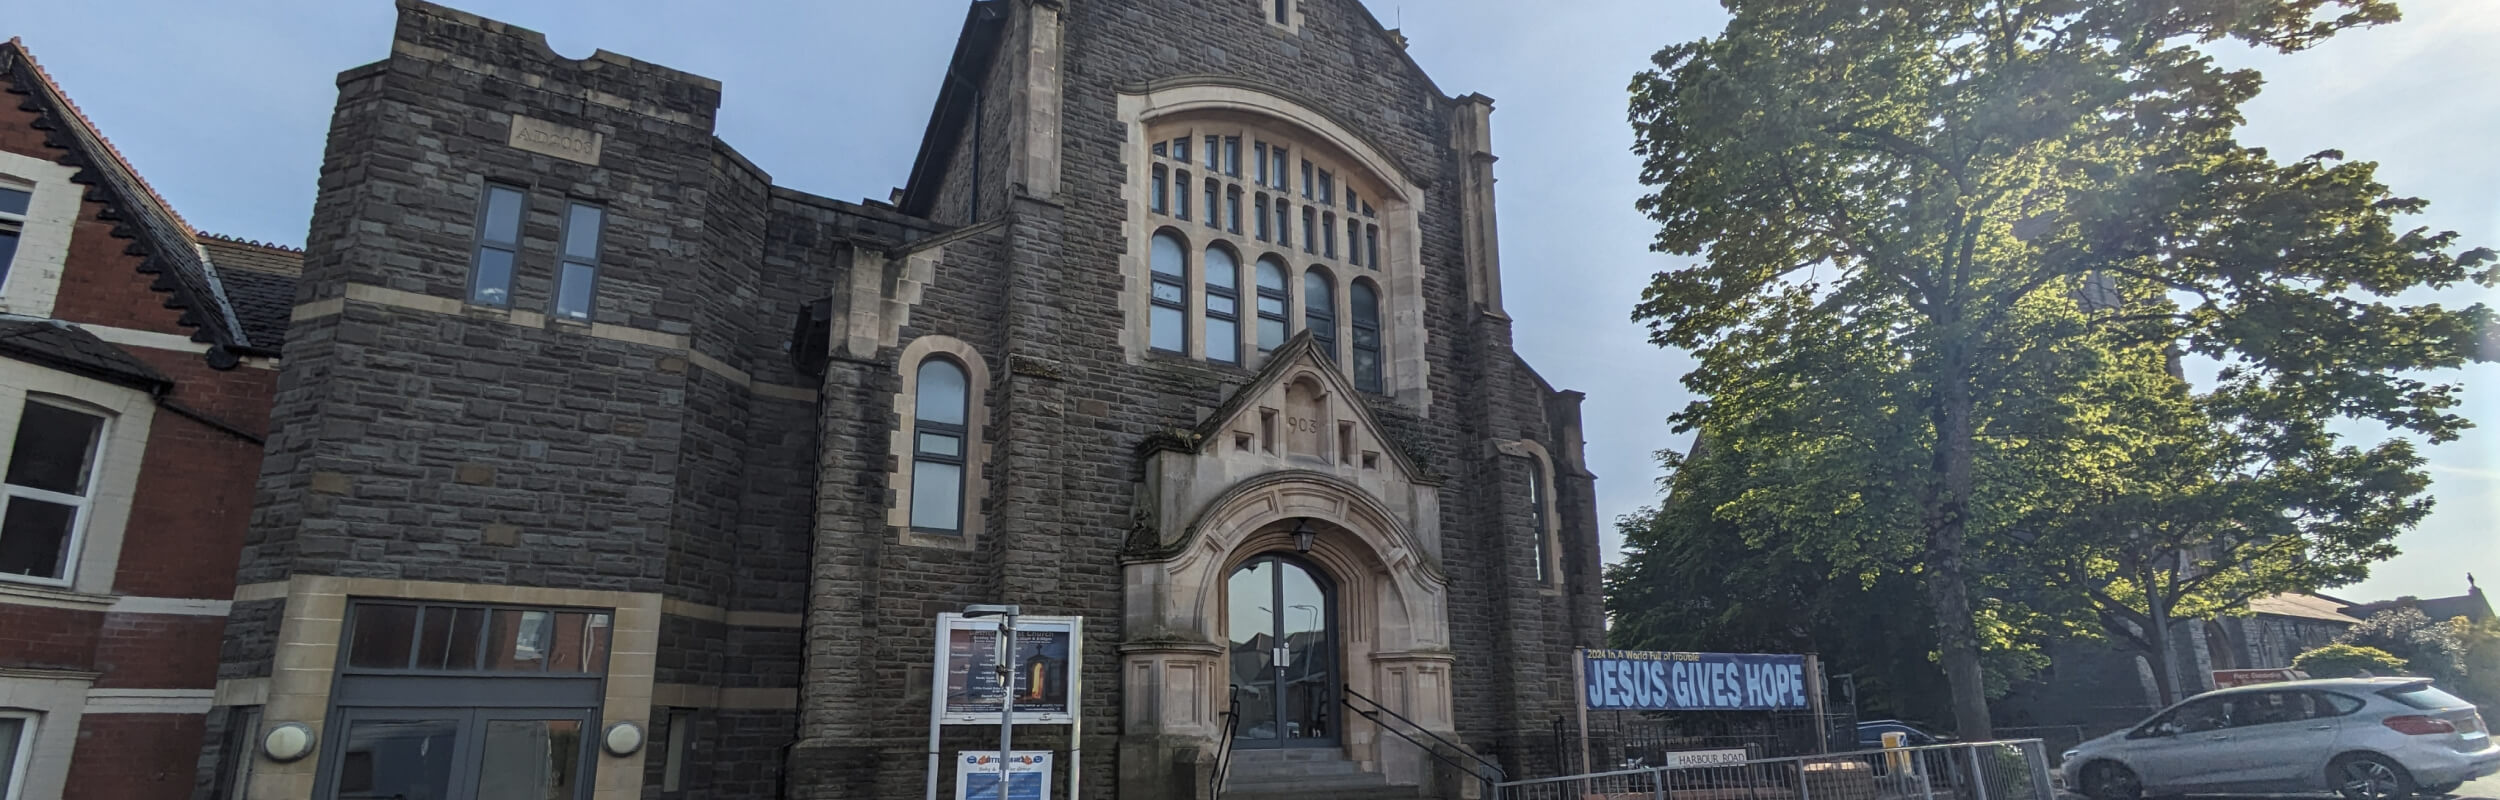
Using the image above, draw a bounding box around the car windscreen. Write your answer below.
[2377,683,2470,710]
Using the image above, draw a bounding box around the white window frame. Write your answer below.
[0,179,28,288]
[0,396,109,589]
[0,710,34,800]
[0,153,83,319]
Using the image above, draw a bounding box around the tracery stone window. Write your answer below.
[1140,121,1394,390]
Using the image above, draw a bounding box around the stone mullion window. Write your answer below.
[1255,257,1290,354]
[1149,232,1190,355]
[1204,246,1243,365]
[1303,267,1337,362]
[1351,280,1382,394]
[1139,120,1399,381]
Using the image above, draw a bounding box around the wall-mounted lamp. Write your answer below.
[261,722,315,763]
[1292,518,1315,554]
[603,721,646,756]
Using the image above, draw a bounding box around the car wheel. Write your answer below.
[2084,762,2144,800]
[2331,754,2417,800]
[2418,782,2462,797]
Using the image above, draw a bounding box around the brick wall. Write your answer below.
[63,713,208,800]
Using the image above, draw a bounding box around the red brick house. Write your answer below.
[0,39,295,800]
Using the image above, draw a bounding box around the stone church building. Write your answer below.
[200,0,1604,798]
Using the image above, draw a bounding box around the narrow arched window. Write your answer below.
[1351,279,1382,392]
[1255,194,1271,241]
[1256,257,1290,353]
[1175,170,1192,221]
[1205,246,1241,364]
[1151,165,1169,215]
[1304,267,1337,362]
[1226,186,1244,234]
[1526,456,1551,583]
[911,358,969,533]
[1301,207,1317,254]
[1150,232,1190,354]
[1204,178,1221,230]
[1275,200,1293,249]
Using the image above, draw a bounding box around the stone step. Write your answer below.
[1228,769,1388,791]
[1228,758,1366,779]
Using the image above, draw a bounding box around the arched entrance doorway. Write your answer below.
[1226,554,1338,748]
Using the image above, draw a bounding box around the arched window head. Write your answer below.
[1350,279,1382,393]
[1205,246,1241,364]
[911,358,969,533]
[1304,267,1337,362]
[1150,232,1190,355]
[1255,257,1290,353]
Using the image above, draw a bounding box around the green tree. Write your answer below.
[2339,608,2469,683]
[1626,0,2493,737]
[1995,343,2432,706]
[2293,643,2408,679]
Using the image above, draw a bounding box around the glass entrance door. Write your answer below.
[322,707,592,800]
[1227,555,1337,748]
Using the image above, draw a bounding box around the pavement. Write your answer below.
[2450,773,2500,800]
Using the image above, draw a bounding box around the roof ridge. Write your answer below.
[196,231,306,254]
[6,40,198,235]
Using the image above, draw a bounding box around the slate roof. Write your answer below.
[1,39,278,364]
[197,235,302,349]
[0,317,169,391]
[2343,587,2495,625]
[2249,593,2363,625]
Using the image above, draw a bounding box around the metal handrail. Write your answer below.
[1212,688,1242,795]
[1342,687,1505,785]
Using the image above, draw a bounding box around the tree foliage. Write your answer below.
[1623,0,2494,736]
[2292,643,2409,679]
[2339,608,2469,681]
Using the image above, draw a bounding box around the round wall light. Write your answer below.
[602,721,645,756]
[261,722,316,763]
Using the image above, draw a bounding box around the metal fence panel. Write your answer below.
[1494,740,2053,800]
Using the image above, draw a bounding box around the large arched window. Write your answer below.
[1150,232,1189,355]
[1304,267,1337,362]
[1142,119,1403,388]
[1350,279,1382,393]
[1205,245,1241,364]
[911,358,969,533]
[1255,257,1290,353]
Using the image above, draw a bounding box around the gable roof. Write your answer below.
[0,38,278,365]
[1171,330,1435,485]
[895,1,1007,219]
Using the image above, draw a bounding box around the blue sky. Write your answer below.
[7,0,2490,604]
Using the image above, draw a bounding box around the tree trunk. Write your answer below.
[1927,342,1994,741]
[2144,578,2181,707]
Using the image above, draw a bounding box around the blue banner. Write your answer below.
[1582,650,1809,711]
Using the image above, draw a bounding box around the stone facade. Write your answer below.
[204,1,1604,798]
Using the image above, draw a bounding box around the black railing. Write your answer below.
[1342,687,1504,795]
[1212,688,1241,796]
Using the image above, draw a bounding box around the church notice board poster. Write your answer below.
[955,751,1053,800]
[933,613,1083,726]
[1581,650,1809,711]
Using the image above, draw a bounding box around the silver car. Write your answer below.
[2060,678,2498,800]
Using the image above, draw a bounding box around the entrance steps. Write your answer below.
[1221,749,1420,800]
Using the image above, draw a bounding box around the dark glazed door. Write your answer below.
[1227,555,1338,748]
